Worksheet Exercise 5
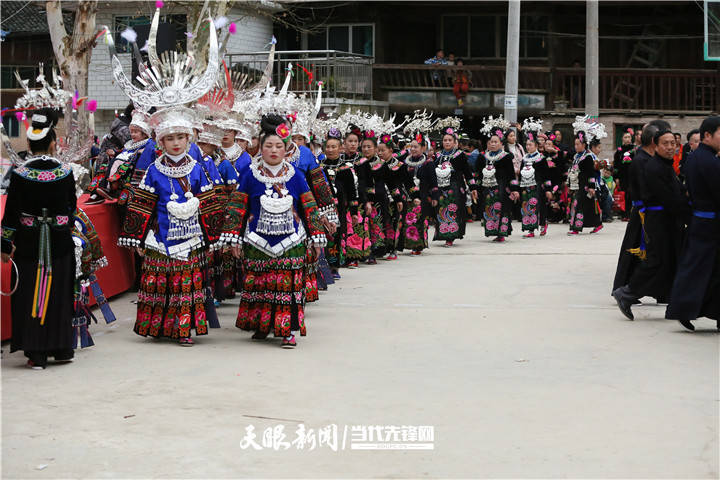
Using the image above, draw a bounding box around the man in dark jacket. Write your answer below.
[612,129,690,320]
[666,116,720,330]
[612,120,671,293]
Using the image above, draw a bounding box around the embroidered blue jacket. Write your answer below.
[120,156,215,259]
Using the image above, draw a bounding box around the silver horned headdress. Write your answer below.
[103,6,219,108]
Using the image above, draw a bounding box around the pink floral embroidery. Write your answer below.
[346,234,364,250]
[20,216,34,227]
[56,215,69,225]
[37,171,57,182]
[406,226,419,241]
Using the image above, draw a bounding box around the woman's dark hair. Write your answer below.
[345,130,361,142]
[574,131,589,148]
[502,128,519,146]
[259,113,287,146]
[589,138,601,148]
[361,136,377,147]
[27,108,58,153]
[28,129,56,153]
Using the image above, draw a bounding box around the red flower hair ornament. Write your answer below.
[275,123,291,143]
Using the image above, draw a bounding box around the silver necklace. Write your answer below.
[250,160,295,186]
[154,154,196,178]
[124,138,149,151]
[404,154,426,168]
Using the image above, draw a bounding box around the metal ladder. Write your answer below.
[608,23,667,108]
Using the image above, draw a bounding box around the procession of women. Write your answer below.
[2,4,718,371]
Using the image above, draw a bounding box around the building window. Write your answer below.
[442,15,547,59]
[114,14,187,54]
[0,65,43,89]
[2,115,20,138]
[306,24,374,57]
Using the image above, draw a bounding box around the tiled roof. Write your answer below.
[1,1,74,35]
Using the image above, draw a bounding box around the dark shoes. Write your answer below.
[677,319,695,332]
[612,286,636,321]
[251,330,269,340]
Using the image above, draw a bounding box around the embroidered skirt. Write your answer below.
[483,187,512,237]
[305,247,319,302]
[221,249,237,298]
[569,191,602,232]
[345,212,371,260]
[325,229,346,269]
[134,249,208,339]
[434,188,461,241]
[368,203,388,257]
[399,203,429,251]
[236,243,307,337]
[520,186,540,231]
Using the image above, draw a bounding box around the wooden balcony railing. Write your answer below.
[373,64,720,113]
[373,64,550,92]
[553,68,720,112]
[225,50,373,100]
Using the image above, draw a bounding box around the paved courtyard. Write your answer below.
[2,222,717,478]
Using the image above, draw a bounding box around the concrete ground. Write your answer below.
[2,221,718,479]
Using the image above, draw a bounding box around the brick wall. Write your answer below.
[224,6,274,53]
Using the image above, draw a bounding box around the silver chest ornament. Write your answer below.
[257,186,295,236]
[520,163,536,187]
[435,161,452,188]
[166,190,202,241]
[481,164,498,187]
[568,165,580,191]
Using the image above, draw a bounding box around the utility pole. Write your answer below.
[586,0,599,117]
[504,0,520,124]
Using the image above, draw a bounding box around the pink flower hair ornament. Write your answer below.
[275,123,291,143]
